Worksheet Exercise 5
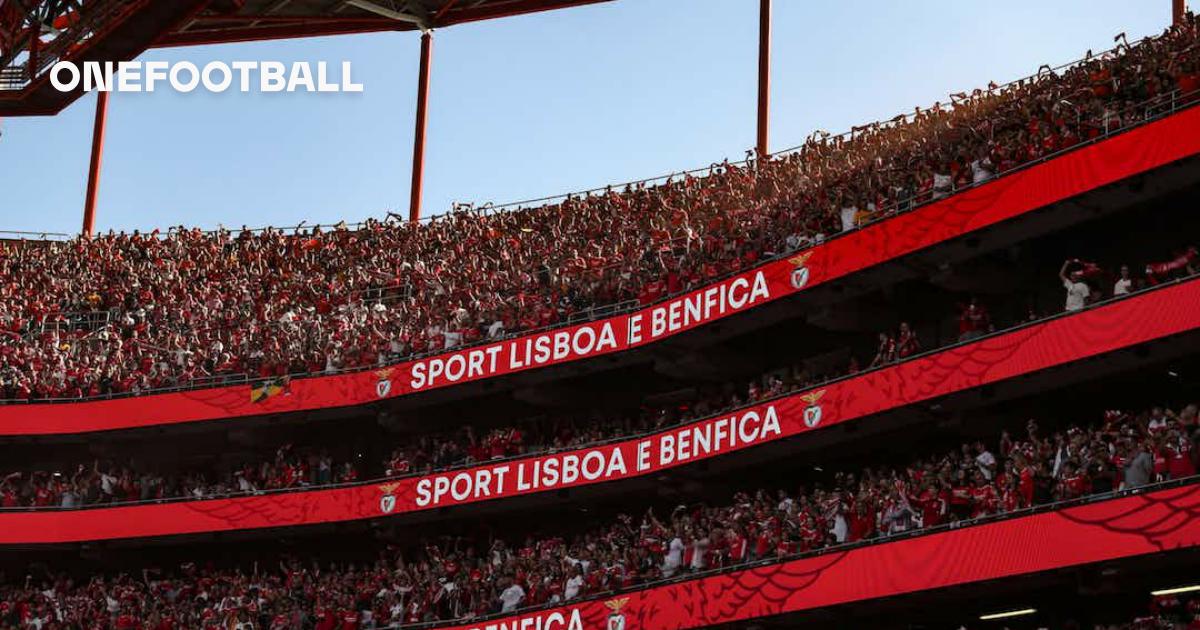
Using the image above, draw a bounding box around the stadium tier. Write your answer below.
[2,21,1200,431]
[2,270,1200,542]
[3,86,1200,434]
[1,380,1198,626]
[4,15,1200,630]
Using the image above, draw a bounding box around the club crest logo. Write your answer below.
[375,368,394,398]
[801,389,826,428]
[378,482,401,514]
[605,598,629,630]
[788,251,814,290]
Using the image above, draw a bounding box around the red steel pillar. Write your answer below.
[82,90,109,237]
[756,0,771,159]
[1174,0,1187,24]
[409,30,432,223]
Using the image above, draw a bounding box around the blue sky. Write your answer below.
[0,0,1174,235]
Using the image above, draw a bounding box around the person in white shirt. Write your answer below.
[932,171,953,199]
[1059,259,1091,312]
[689,533,710,571]
[839,204,858,232]
[784,233,805,252]
[235,470,258,494]
[96,462,117,502]
[974,442,997,480]
[563,566,584,600]
[498,581,525,612]
[442,327,463,349]
[1147,407,1170,433]
[776,490,794,514]
[829,506,848,543]
[662,532,685,577]
[970,153,996,184]
[1113,264,1135,296]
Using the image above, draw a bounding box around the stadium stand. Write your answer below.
[1,18,1199,403]
[5,13,1200,630]
[0,394,1195,626]
[1009,596,1200,630]
[2,233,1196,510]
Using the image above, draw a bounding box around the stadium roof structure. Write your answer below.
[0,0,613,115]
[0,0,649,233]
[157,0,615,47]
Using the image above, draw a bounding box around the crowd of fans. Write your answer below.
[6,236,1197,510]
[0,446,362,508]
[955,593,1200,629]
[1,18,1199,402]
[0,399,1195,627]
[0,282,1024,509]
[0,353,830,509]
[1113,593,1200,629]
[955,592,1200,624]
[4,15,1200,629]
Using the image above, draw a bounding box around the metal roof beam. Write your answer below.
[249,0,295,28]
[441,0,609,26]
[345,0,428,29]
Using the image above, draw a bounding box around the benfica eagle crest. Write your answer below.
[605,597,629,630]
[788,251,814,290]
[375,368,395,398]
[378,482,402,514]
[800,389,826,428]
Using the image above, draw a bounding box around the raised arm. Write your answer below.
[1059,259,1074,283]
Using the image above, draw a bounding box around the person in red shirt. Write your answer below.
[957,296,993,341]
[0,473,19,507]
[869,332,896,368]
[968,473,997,518]
[846,501,876,542]
[1167,429,1197,479]
[895,321,920,359]
[313,605,338,630]
[914,479,946,527]
[998,476,1021,514]
[1057,462,1089,500]
[1013,452,1036,508]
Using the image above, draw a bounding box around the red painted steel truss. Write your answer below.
[156,0,614,48]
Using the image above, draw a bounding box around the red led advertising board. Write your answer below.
[428,483,1200,630]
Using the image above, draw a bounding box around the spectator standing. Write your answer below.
[1123,440,1154,489]
[1060,259,1092,312]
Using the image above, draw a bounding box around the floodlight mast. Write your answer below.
[341,2,435,222]
[757,0,770,160]
[82,91,108,237]
[409,29,432,223]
